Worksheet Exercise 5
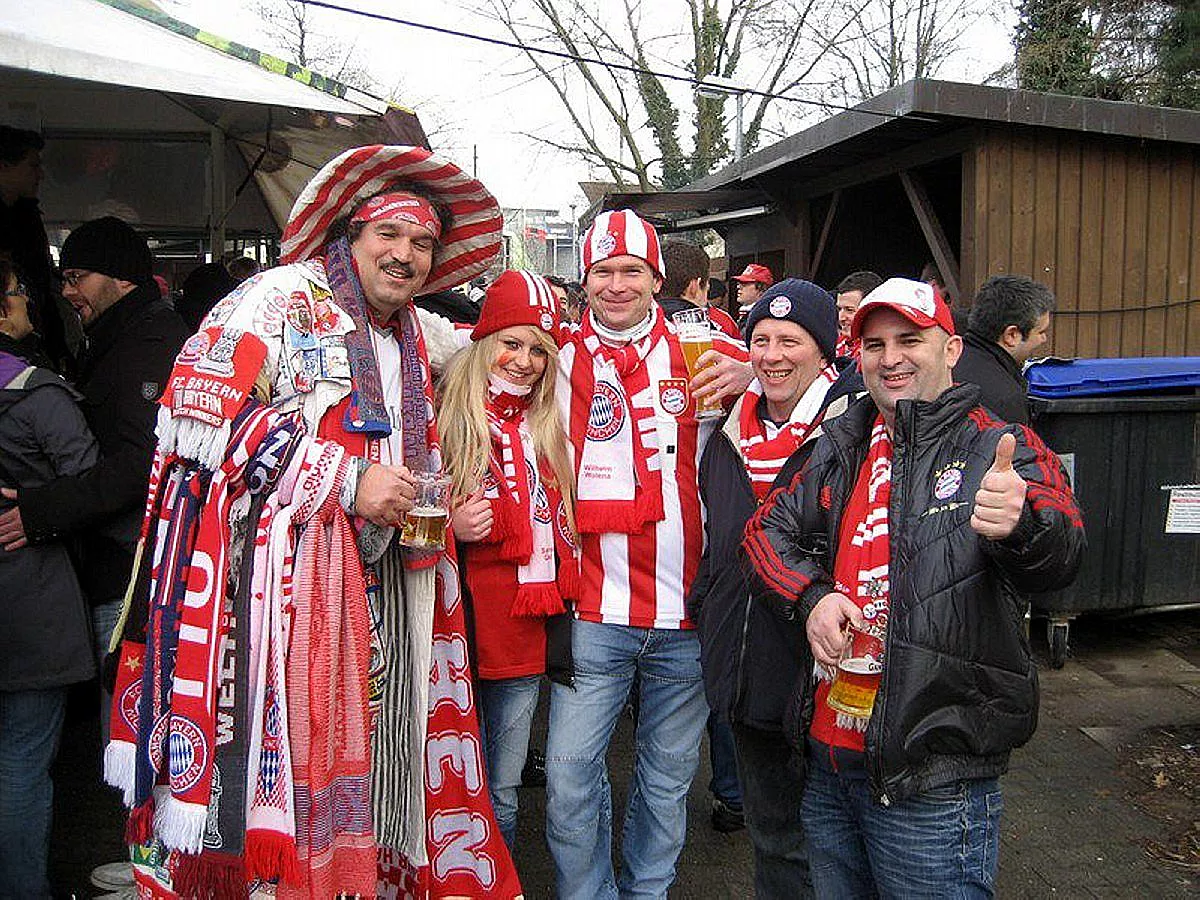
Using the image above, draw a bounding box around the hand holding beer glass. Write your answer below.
[399,472,452,550]
[826,602,887,720]
[671,307,723,419]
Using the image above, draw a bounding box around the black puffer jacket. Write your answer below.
[952,330,1030,425]
[742,384,1085,805]
[20,284,188,602]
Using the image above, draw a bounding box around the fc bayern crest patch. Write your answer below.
[587,382,626,440]
[769,296,792,317]
[934,464,964,500]
[658,378,689,416]
[540,309,556,332]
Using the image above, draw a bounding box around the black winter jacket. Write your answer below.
[742,384,1085,804]
[952,331,1029,424]
[689,367,865,731]
[20,284,189,602]
[0,361,98,690]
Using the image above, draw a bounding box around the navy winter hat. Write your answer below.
[742,277,838,362]
[60,216,154,286]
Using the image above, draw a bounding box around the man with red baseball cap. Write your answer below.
[732,262,775,320]
[547,209,751,899]
[743,277,1084,898]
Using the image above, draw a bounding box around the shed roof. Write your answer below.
[692,79,1200,193]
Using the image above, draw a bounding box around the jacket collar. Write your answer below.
[963,330,1022,380]
[826,382,983,456]
[83,282,160,357]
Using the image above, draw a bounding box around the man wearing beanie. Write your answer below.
[546,209,752,900]
[689,278,861,897]
[0,216,188,689]
[742,278,1084,897]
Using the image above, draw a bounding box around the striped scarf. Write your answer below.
[737,363,838,500]
[565,308,682,534]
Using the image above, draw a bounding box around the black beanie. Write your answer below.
[742,277,838,362]
[60,216,154,285]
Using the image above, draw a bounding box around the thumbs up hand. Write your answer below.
[970,433,1027,540]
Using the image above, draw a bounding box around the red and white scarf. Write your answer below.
[483,378,577,614]
[564,308,682,534]
[811,416,893,747]
[737,363,838,500]
[836,334,859,360]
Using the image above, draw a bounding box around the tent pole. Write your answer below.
[209,127,226,260]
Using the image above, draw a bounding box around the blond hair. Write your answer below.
[437,329,575,532]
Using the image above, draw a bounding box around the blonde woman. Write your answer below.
[439,269,577,848]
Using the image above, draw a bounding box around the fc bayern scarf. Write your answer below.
[483,384,574,616]
[565,308,681,534]
[738,363,838,500]
[811,416,892,746]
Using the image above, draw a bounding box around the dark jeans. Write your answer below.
[733,724,812,899]
[802,741,1002,899]
[0,687,67,900]
[707,713,742,808]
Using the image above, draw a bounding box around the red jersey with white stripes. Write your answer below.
[556,312,747,629]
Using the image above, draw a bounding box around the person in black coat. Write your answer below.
[0,217,188,696]
[688,279,861,898]
[953,275,1055,425]
[0,259,97,900]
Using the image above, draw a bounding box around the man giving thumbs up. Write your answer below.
[742,278,1085,899]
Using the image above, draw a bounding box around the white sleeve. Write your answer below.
[415,306,471,372]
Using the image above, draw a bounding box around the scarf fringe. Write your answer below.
[156,408,231,473]
[557,557,579,601]
[835,711,870,733]
[245,829,301,885]
[492,497,532,561]
[125,799,155,845]
[103,740,136,807]
[635,485,665,526]
[577,500,655,536]
[173,850,246,900]
[153,795,208,854]
[510,582,565,618]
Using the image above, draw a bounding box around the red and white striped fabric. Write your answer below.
[556,315,721,630]
[581,209,665,278]
[279,145,503,294]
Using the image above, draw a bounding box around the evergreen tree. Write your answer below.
[1155,0,1200,108]
[1014,0,1094,94]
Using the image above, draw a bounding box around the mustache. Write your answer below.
[381,260,415,278]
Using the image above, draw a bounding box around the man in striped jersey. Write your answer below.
[547,210,752,899]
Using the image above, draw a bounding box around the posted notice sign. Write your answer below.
[1164,486,1200,534]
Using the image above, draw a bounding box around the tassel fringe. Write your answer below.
[245,829,301,885]
[510,582,565,618]
[157,411,230,472]
[125,799,155,845]
[153,794,208,854]
[173,850,246,900]
[103,740,137,807]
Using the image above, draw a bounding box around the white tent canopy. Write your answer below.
[0,0,426,250]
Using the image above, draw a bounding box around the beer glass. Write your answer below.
[671,308,723,419]
[826,617,886,719]
[399,472,451,550]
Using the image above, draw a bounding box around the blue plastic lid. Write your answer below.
[1026,357,1200,398]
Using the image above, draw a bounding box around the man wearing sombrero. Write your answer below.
[102,146,522,899]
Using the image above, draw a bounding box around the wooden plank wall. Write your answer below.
[962,125,1200,357]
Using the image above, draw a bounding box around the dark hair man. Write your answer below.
[833,270,883,359]
[743,277,1084,899]
[0,126,72,371]
[954,274,1056,425]
[657,239,740,338]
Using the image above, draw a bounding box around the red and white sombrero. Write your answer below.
[279,145,503,295]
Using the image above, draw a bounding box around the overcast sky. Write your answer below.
[161,0,1017,217]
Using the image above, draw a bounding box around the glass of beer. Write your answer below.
[399,472,451,550]
[671,308,723,419]
[826,615,886,719]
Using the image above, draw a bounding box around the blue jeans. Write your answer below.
[707,714,742,808]
[0,687,68,900]
[734,725,811,898]
[546,620,708,900]
[93,598,123,747]
[801,744,1003,899]
[477,675,541,848]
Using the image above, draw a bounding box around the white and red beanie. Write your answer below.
[580,209,665,279]
[471,270,561,341]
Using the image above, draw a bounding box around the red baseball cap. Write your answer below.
[850,277,956,340]
[731,263,774,286]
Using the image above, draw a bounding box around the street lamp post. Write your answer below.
[695,76,750,161]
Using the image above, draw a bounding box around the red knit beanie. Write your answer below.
[471,270,561,341]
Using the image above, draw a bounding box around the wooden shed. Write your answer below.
[619,80,1200,358]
